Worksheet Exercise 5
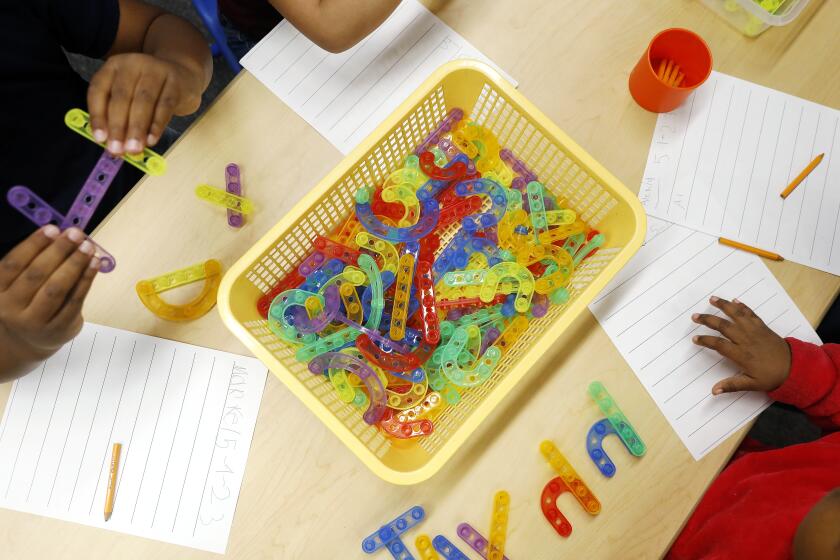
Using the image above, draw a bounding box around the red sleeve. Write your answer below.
[768,338,840,430]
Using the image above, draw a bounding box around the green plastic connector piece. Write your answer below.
[441,325,501,387]
[64,108,167,175]
[588,381,646,457]
[526,181,549,243]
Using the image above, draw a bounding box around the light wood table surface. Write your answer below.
[2,1,839,558]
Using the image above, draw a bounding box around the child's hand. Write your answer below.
[86,53,203,156]
[0,226,99,369]
[692,296,791,395]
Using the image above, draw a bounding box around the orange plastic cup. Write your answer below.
[629,28,713,113]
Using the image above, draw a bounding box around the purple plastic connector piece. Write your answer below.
[438,137,462,159]
[7,185,116,272]
[479,327,501,355]
[61,151,122,230]
[225,163,244,228]
[361,506,426,554]
[414,107,464,155]
[456,523,511,560]
[500,148,537,182]
[335,314,414,355]
[298,251,326,276]
[309,352,387,424]
[531,293,549,318]
[288,285,341,333]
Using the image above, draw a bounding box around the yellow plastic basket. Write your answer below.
[218,60,646,485]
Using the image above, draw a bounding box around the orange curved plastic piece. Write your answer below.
[136,259,222,322]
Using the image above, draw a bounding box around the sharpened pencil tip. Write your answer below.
[104,512,111,522]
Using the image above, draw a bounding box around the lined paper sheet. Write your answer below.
[241,0,515,154]
[640,71,840,274]
[0,323,267,553]
[590,217,820,459]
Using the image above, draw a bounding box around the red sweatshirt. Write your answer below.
[668,338,840,559]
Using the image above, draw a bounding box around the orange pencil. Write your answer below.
[719,237,783,261]
[104,443,121,521]
[780,153,824,199]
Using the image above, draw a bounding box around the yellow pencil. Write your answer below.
[719,237,784,261]
[780,153,824,199]
[104,443,121,521]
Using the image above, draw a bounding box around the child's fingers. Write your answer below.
[709,296,756,323]
[105,68,142,156]
[5,229,85,306]
[692,334,741,363]
[147,78,179,147]
[712,374,758,395]
[0,226,60,291]
[124,71,166,154]
[692,313,737,341]
[26,242,95,322]
[87,64,117,144]
[49,260,99,328]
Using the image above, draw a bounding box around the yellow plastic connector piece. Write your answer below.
[545,209,577,226]
[64,108,167,175]
[492,315,529,356]
[135,259,222,322]
[539,440,601,515]
[386,378,429,410]
[479,262,534,313]
[332,214,364,249]
[538,219,586,244]
[488,490,510,560]
[416,534,440,560]
[355,231,399,274]
[390,252,415,340]
[339,283,364,323]
[195,184,254,214]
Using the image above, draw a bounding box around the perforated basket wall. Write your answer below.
[218,60,645,485]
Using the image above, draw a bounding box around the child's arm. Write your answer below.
[692,296,840,430]
[269,0,401,53]
[87,0,212,157]
[0,227,99,383]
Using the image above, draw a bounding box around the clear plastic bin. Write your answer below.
[699,0,812,36]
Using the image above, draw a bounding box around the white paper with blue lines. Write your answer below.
[0,323,267,552]
[590,217,819,459]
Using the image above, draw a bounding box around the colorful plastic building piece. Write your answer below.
[362,506,425,555]
[415,535,441,560]
[296,327,361,362]
[380,409,433,439]
[358,253,385,331]
[454,178,507,233]
[225,163,244,228]
[539,440,601,515]
[479,262,534,312]
[356,186,439,242]
[64,108,166,175]
[432,536,470,560]
[135,259,223,322]
[390,253,415,340]
[499,148,537,183]
[414,260,440,344]
[61,151,123,230]
[588,381,646,457]
[441,326,501,387]
[386,378,428,410]
[355,334,420,373]
[356,231,399,274]
[488,490,510,560]
[309,352,386,424]
[6,185,116,272]
[526,181,549,243]
[195,184,254,214]
[418,151,467,181]
[315,235,362,265]
[414,107,464,155]
[540,477,574,537]
[396,391,441,423]
[456,523,510,560]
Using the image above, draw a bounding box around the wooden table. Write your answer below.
[2,1,838,558]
